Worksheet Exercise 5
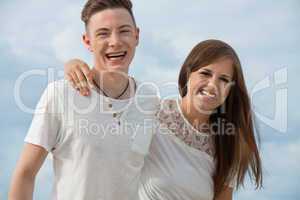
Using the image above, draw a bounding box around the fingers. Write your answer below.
[68,70,80,90]
[64,59,93,96]
[66,73,77,90]
[81,64,96,89]
[67,69,90,96]
[74,67,90,96]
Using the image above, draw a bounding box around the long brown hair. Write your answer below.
[178,39,263,197]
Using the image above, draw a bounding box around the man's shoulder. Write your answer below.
[48,79,71,90]
[41,79,78,106]
[45,79,77,96]
[42,79,91,114]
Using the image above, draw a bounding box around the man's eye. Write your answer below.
[120,30,130,33]
[97,32,108,37]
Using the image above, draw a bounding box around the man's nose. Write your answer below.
[108,32,122,47]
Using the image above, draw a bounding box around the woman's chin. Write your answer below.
[193,102,218,115]
[194,106,214,115]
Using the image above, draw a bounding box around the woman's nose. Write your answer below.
[205,76,219,94]
[207,76,219,88]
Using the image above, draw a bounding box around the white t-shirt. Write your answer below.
[138,99,235,200]
[25,79,160,200]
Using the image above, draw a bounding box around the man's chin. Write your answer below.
[105,64,129,73]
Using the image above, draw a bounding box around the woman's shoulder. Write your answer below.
[156,98,215,158]
[157,98,180,122]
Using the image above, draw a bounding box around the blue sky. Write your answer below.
[0,0,299,199]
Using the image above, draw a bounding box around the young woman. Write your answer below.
[65,39,263,200]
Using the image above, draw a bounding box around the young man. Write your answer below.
[9,0,159,200]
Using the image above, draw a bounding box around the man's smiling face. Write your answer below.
[83,8,139,73]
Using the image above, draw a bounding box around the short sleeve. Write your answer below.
[24,82,62,152]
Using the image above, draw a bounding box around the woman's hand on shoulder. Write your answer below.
[64,58,95,96]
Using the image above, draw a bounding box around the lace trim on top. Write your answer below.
[157,99,215,157]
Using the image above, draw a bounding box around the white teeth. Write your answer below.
[106,51,126,58]
[201,90,216,98]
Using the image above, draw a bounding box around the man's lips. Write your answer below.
[105,51,127,61]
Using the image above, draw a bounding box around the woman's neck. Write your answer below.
[180,97,211,132]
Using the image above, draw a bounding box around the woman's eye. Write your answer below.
[199,71,210,76]
[220,77,230,83]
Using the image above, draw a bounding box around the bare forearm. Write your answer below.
[9,173,35,200]
[9,143,48,200]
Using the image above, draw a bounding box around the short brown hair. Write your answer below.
[81,0,136,28]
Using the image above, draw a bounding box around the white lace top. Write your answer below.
[138,99,217,200]
[157,99,215,157]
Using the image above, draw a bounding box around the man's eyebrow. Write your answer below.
[94,25,134,33]
[119,24,134,29]
[95,27,110,33]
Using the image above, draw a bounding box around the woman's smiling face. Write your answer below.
[185,57,234,113]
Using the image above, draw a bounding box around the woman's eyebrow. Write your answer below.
[220,74,232,80]
[200,68,232,79]
[200,68,212,73]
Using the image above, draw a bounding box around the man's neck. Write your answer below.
[92,68,133,99]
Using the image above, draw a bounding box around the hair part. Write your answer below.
[81,0,136,29]
[178,39,263,198]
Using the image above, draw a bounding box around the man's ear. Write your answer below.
[82,33,93,52]
[135,27,140,46]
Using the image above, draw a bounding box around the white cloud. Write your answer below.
[235,138,300,199]
[263,140,300,175]
[51,27,89,63]
[0,0,85,65]
[150,29,206,61]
